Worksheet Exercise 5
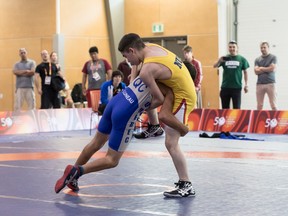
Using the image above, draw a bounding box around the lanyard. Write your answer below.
[90,60,99,72]
[44,62,52,76]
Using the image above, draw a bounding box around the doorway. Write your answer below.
[142,36,187,59]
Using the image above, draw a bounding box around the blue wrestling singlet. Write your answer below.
[97,76,152,152]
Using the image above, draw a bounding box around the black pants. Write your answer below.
[41,87,61,109]
[220,88,241,109]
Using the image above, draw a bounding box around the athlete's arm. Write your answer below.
[130,63,142,82]
[139,64,164,109]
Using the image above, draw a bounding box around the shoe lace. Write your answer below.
[69,178,78,187]
[174,182,181,189]
[147,125,160,134]
[142,130,150,137]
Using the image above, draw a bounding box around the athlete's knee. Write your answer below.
[158,110,169,123]
[106,155,120,168]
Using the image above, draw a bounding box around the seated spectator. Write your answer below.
[98,70,126,114]
[59,81,74,108]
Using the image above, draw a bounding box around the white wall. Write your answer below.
[109,0,125,66]
[217,0,288,110]
[236,0,288,110]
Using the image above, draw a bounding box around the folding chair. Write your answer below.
[89,89,101,135]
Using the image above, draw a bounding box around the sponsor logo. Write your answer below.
[265,118,278,128]
[214,116,226,126]
[174,56,182,69]
[1,117,13,128]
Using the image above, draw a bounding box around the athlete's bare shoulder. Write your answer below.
[145,44,167,57]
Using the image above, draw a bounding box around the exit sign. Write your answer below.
[152,23,164,33]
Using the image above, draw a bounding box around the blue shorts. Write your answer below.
[98,87,151,152]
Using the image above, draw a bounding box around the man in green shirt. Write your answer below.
[213,40,249,109]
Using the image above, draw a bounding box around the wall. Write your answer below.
[124,0,219,108]
[237,0,288,110]
[0,0,219,111]
[0,0,56,111]
[0,0,111,112]
[59,0,111,92]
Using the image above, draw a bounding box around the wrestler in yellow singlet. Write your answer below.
[143,43,197,124]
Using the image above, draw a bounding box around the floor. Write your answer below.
[0,130,288,216]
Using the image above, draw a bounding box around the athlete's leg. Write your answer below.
[164,126,189,181]
[147,108,159,125]
[81,147,124,174]
[158,83,189,136]
[75,131,109,166]
[163,122,195,198]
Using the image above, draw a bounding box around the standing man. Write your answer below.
[81,46,112,108]
[183,45,203,108]
[213,40,249,109]
[13,48,36,112]
[118,33,196,197]
[35,50,62,109]
[254,41,277,110]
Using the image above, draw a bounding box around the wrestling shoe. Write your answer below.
[67,178,79,192]
[163,180,195,198]
[134,124,164,139]
[55,165,80,193]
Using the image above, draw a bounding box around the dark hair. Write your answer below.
[111,70,124,80]
[118,33,145,52]
[182,45,193,52]
[229,40,237,45]
[260,41,270,47]
[50,51,56,58]
[89,46,98,54]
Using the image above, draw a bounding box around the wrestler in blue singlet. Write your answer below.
[97,76,152,152]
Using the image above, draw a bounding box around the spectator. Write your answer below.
[59,81,74,108]
[50,51,73,108]
[81,46,112,108]
[98,70,126,114]
[254,41,277,110]
[50,51,61,71]
[183,45,203,108]
[183,60,197,82]
[35,50,62,109]
[13,48,36,112]
[213,40,249,109]
[117,58,132,85]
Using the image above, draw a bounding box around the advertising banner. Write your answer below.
[200,109,251,132]
[0,111,38,135]
[249,110,288,134]
[187,109,203,131]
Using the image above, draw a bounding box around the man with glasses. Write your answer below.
[13,48,36,112]
[213,40,249,109]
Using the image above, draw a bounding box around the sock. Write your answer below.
[75,165,84,178]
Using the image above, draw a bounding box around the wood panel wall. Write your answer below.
[0,0,111,111]
[125,0,219,108]
[0,0,219,111]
